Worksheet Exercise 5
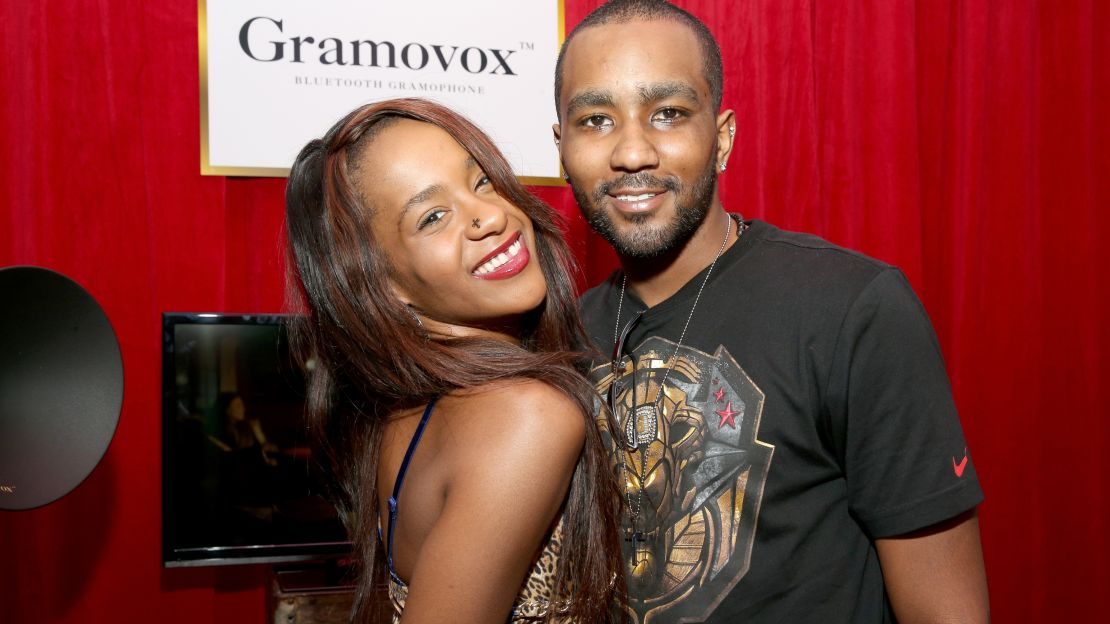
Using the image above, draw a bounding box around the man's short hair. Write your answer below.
[554,0,724,118]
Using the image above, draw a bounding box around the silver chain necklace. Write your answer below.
[610,214,745,544]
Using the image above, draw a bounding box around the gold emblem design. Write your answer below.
[594,339,774,624]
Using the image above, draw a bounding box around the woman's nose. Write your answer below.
[464,196,509,239]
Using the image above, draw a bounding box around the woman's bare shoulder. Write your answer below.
[455,378,580,410]
[396,380,588,621]
[439,379,586,465]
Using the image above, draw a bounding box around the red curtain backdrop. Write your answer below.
[1,1,1105,621]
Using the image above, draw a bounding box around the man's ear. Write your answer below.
[715,109,736,172]
[552,123,568,183]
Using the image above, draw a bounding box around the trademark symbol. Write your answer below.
[520,41,535,51]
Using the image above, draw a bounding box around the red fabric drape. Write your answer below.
[1,2,1105,622]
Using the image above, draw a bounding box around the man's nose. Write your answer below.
[609,121,660,172]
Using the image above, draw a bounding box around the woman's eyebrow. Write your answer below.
[397,156,478,224]
[399,184,445,224]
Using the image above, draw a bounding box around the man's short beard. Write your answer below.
[572,159,719,259]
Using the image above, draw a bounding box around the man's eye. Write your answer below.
[418,209,448,230]
[652,108,684,123]
[581,114,611,128]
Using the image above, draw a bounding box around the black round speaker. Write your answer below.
[0,266,123,510]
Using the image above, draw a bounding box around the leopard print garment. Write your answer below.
[388,515,569,621]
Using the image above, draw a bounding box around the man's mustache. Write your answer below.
[593,173,680,202]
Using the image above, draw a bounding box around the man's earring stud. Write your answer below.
[728,126,735,138]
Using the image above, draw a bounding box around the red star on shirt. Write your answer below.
[714,387,726,402]
[716,402,739,429]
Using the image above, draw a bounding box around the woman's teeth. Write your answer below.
[474,239,523,275]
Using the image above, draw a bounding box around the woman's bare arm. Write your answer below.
[397,381,585,623]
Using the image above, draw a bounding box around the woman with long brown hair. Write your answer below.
[284,98,624,622]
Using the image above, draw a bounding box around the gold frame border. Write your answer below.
[197,0,567,185]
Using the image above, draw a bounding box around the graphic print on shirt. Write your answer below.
[592,337,774,624]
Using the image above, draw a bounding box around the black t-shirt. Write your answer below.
[580,218,982,623]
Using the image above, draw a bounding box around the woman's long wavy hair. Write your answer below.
[285,98,624,622]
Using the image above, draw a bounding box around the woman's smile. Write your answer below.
[472,231,530,279]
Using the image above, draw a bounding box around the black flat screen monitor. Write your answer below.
[162,313,349,567]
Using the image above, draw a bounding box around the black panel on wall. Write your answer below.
[0,266,123,510]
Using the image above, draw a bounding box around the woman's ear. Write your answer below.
[389,279,414,307]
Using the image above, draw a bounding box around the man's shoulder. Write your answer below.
[751,220,892,275]
[741,220,900,302]
[579,270,621,317]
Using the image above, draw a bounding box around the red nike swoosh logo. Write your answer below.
[952,450,969,477]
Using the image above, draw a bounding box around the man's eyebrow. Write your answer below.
[639,82,700,105]
[564,83,700,117]
[565,89,616,117]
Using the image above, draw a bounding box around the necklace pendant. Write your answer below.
[625,403,658,448]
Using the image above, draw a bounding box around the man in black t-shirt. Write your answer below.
[552,2,989,622]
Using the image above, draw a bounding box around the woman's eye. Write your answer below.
[475,175,492,191]
[417,209,448,230]
[581,114,611,129]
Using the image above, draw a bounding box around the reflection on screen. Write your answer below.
[163,316,349,567]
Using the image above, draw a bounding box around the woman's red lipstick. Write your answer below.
[472,232,529,280]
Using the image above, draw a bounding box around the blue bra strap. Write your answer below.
[386,397,439,581]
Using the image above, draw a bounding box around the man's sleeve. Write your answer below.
[826,268,983,538]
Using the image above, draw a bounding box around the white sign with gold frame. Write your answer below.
[199,1,564,184]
